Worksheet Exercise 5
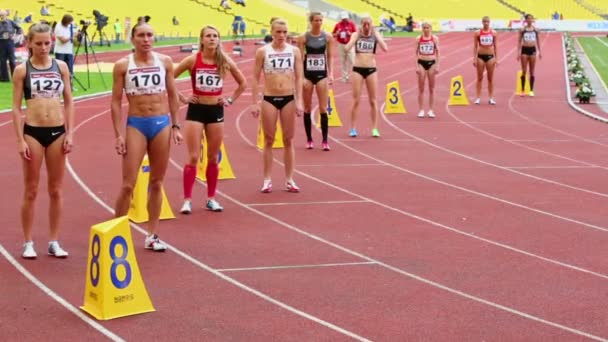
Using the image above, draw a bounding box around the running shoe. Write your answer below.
[322,142,331,151]
[372,128,380,137]
[349,128,358,137]
[286,180,300,193]
[261,179,272,193]
[306,141,314,149]
[180,200,192,214]
[488,98,496,105]
[48,241,68,258]
[427,110,436,118]
[206,199,224,212]
[520,92,526,97]
[474,98,481,105]
[417,110,425,118]
[22,241,37,259]
[145,234,167,252]
[528,91,535,97]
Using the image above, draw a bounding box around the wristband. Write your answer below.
[227,97,234,105]
[171,124,181,130]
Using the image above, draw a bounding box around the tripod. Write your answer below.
[91,26,111,47]
[73,25,107,91]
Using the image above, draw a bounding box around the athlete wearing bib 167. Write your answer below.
[111,23,183,252]
[12,23,74,259]
[174,25,246,214]
[517,14,542,97]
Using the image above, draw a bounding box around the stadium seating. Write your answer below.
[503,0,602,19]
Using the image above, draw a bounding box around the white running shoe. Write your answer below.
[261,179,272,193]
[286,180,301,193]
[180,200,192,214]
[144,234,167,252]
[489,98,496,105]
[474,98,481,105]
[48,241,68,258]
[417,110,425,118]
[22,241,37,259]
[206,199,224,212]
[427,110,436,118]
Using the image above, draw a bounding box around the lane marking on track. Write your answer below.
[216,261,378,273]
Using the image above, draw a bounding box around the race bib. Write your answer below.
[127,67,164,95]
[267,53,293,72]
[339,31,347,39]
[30,72,63,99]
[306,54,325,71]
[419,41,434,54]
[195,69,222,93]
[523,31,536,42]
[356,39,375,53]
[480,35,493,46]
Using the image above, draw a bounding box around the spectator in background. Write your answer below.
[235,0,246,6]
[114,19,122,43]
[0,9,22,82]
[239,18,246,36]
[560,13,564,20]
[220,0,231,9]
[405,13,414,32]
[54,15,75,88]
[232,17,239,36]
[332,11,356,82]
[40,6,50,16]
[172,16,179,25]
[13,10,21,25]
[552,11,559,20]
[24,13,33,23]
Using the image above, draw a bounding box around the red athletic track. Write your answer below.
[1,32,608,341]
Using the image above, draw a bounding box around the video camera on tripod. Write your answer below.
[91,10,110,46]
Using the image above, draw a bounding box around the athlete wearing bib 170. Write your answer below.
[111,23,183,252]
[415,22,440,119]
[251,18,304,193]
[174,25,246,214]
[473,16,498,105]
[344,14,388,138]
[11,23,74,259]
[297,11,334,151]
[517,14,542,97]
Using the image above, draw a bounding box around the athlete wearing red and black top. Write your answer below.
[473,16,498,105]
[517,14,541,96]
[174,25,246,214]
[415,22,440,118]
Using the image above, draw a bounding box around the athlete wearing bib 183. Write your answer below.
[111,23,183,252]
[251,18,304,193]
[415,22,440,119]
[174,25,246,214]
[517,14,542,97]
[11,23,74,259]
[297,12,334,151]
[473,16,498,105]
[344,14,388,138]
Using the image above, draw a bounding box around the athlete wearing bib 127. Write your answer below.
[415,22,440,119]
[517,14,542,97]
[297,11,334,151]
[174,25,246,214]
[473,16,498,105]
[344,14,388,138]
[251,18,304,193]
[111,23,183,252]
[11,23,74,259]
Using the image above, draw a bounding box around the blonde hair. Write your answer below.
[271,18,288,30]
[199,25,230,78]
[421,21,432,29]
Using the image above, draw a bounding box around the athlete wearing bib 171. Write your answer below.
[296,11,334,151]
[111,23,183,252]
[174,25,246,214]
[473,16,498,105]
[517,14,542,97]
[415,22,440,118]
[251,18,304,193]
[344,14,388,138]
[11,23,74,259]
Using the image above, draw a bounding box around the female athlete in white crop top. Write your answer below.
[111,23,182,252]
[251,18,304,193]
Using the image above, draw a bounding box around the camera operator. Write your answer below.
[54,14,76,87]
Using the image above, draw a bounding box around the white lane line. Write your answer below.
[246,200,369,206]
[217,261,378,273]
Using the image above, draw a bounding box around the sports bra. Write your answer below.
[191,52,223,96]
[23,59,64,100]
[418,35,436,56]
[304,32,328,73]
[355,35,377,54]
[263,44,295,74]
[478,29,494,47]
[124,53,167,96]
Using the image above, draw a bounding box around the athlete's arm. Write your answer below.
[375,28,388,52]
[473,32,479,66]
[493,31,498,62]
[163,55,182,144]
[11,65,29,160]
[325,32,334,82]
[344,31,358,51]
[111,59,127,154]
[293,46,304,114]
[173,54,194,103]
[226,56,247,104]
[536,29,542,59]
[434,35,440,70]
[250,47,265,117]
[296,34,306,60]
[58,60,74,153]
